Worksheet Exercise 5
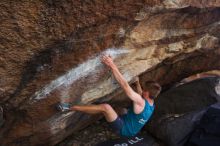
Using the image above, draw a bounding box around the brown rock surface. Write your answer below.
[0,0,220,145]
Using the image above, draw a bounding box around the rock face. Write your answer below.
[146,77,220,146]
[0,0,220,145]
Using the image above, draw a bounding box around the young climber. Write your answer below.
[59,55,161,137]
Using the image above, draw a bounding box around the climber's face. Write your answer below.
[142,91,149,100]
[142,81,161,99]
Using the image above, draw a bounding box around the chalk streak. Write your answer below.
[30,48,130,102]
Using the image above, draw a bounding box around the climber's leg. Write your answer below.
[72,104,124,135]
[71,104,118,122]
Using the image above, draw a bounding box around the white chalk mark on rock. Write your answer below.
[30,48,131,102]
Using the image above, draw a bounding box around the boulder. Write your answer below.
[0,0,220,145]
[146,77,220,146]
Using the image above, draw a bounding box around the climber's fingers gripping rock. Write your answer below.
[101,55,115,68]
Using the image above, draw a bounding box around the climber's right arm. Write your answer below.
[101,55,144,105]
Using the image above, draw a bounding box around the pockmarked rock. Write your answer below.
[0,0,220,145]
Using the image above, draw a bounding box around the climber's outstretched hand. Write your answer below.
[101,55,116,69]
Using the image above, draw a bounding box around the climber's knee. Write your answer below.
[99,104,118,122]
[100,103,113,112]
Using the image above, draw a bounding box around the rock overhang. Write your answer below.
[0,1,220,145]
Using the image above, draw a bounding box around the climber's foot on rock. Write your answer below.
[57,103,71,112]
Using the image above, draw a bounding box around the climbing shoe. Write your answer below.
[57,103,71,112]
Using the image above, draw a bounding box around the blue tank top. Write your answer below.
[120,99,154,137]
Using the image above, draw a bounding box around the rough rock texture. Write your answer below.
[0,0,220,145]
[146,77,220,146]
[58,119,162,146]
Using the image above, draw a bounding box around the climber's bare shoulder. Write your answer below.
[125,88,145,114]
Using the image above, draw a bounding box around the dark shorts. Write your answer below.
[109,116,124,135]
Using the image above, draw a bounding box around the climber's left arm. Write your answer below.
[133,77,143,96]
